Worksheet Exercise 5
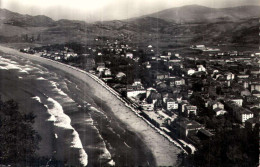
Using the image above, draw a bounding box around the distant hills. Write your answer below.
[0,5,259,47]
[144,5,260,23]
[0,9,56,27]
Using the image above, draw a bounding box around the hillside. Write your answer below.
[0,5,259,47]
[0,9,56,27]
[145,5,260,23]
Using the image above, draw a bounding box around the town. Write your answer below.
[20,38,260,159]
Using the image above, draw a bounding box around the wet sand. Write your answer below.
[0,45,181,166]
[0,52,156,166]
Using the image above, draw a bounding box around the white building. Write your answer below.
[197,65,206,72]
[187,69,196,76]
[116,72,126,79]
[175,78,185,86]
[230,98,243,107]
[126,53,133,59]
[236,109,254,123]
[175,53,180,58]
[250,84,260,92]
[127,85,146,98]
[127,81,146,98]
[97,65,106,72]
[166,98,178,110]
[211,101,224,110]
[185,105,197,115]
[146,62,151,69]
[213,108,227,116]
[195,45,206,49]
[146,87,156,98]
[132,79,142,86]
[104,69,111,76]
[224,72,235,80]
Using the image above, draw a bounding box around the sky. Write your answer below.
[1,0,259,22]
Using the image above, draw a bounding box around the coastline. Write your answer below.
[0,51,156,166]
[0,45,182,166]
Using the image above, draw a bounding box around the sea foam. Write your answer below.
[47,97,88,166]
[0,57,30,74]
[32,96,88,166]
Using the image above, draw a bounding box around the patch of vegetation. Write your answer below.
[180,126,259,167]
[0,98,40,165]
[0,98,64,166]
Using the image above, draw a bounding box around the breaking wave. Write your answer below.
[32,96,88,166]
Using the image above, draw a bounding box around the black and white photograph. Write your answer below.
[0,0,259,166]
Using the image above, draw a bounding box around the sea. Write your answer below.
[0,52,155,166]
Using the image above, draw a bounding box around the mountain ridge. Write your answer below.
[142,5,260,23]
[1,5,260,24]
[0,5,259,46]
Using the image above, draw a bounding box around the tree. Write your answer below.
[183,127,259,167]
[0,99,41,165]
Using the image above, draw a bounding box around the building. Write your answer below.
[185,105,198,115]
[252,90,260,98]
[104,69,112,76]
[245,118,259,130]
[152,71,169,80]
[224,72,235,80]
[84,58,95,71]
[127,85,146,98]
[213,108,227,116]
[197,65,206,72]
[175,78,185,86]
[116,72,126,79]
[169,58,181,63]
[141,103,154,111]
[166,98,178,110]
[96,62,106,72]
[145,62,151,69]
[193,45,206,50]
[197,129,214,140]
[132,79,142,86]
[235,109,254,123]
[244,95,259,104]
[243,80,250,89]
[237,74,249,79]
[179,100,189,113]
[250,84,260,92]
[175,118,204,138]
[230,98,243,107]
[126,52,133,59]
[250,68,260,75]
[147,92,162,106]
[211,101,224,110]
[146,87,156,98]
[186,69,196,76]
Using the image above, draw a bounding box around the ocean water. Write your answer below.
[0,53,155,166]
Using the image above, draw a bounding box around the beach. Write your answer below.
[0,45,181,166]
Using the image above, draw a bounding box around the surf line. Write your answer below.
[16,51,187,154]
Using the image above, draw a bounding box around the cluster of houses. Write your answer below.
[23,40,259,153]
[119,47,259,150]
[40,50,78,61]
[20,47,36,54]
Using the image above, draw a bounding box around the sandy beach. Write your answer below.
[0,45,181,166]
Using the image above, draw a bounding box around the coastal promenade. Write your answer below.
[0,45,182,166]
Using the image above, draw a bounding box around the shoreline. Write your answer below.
[0,52,156,166]
[0,45,183,166]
